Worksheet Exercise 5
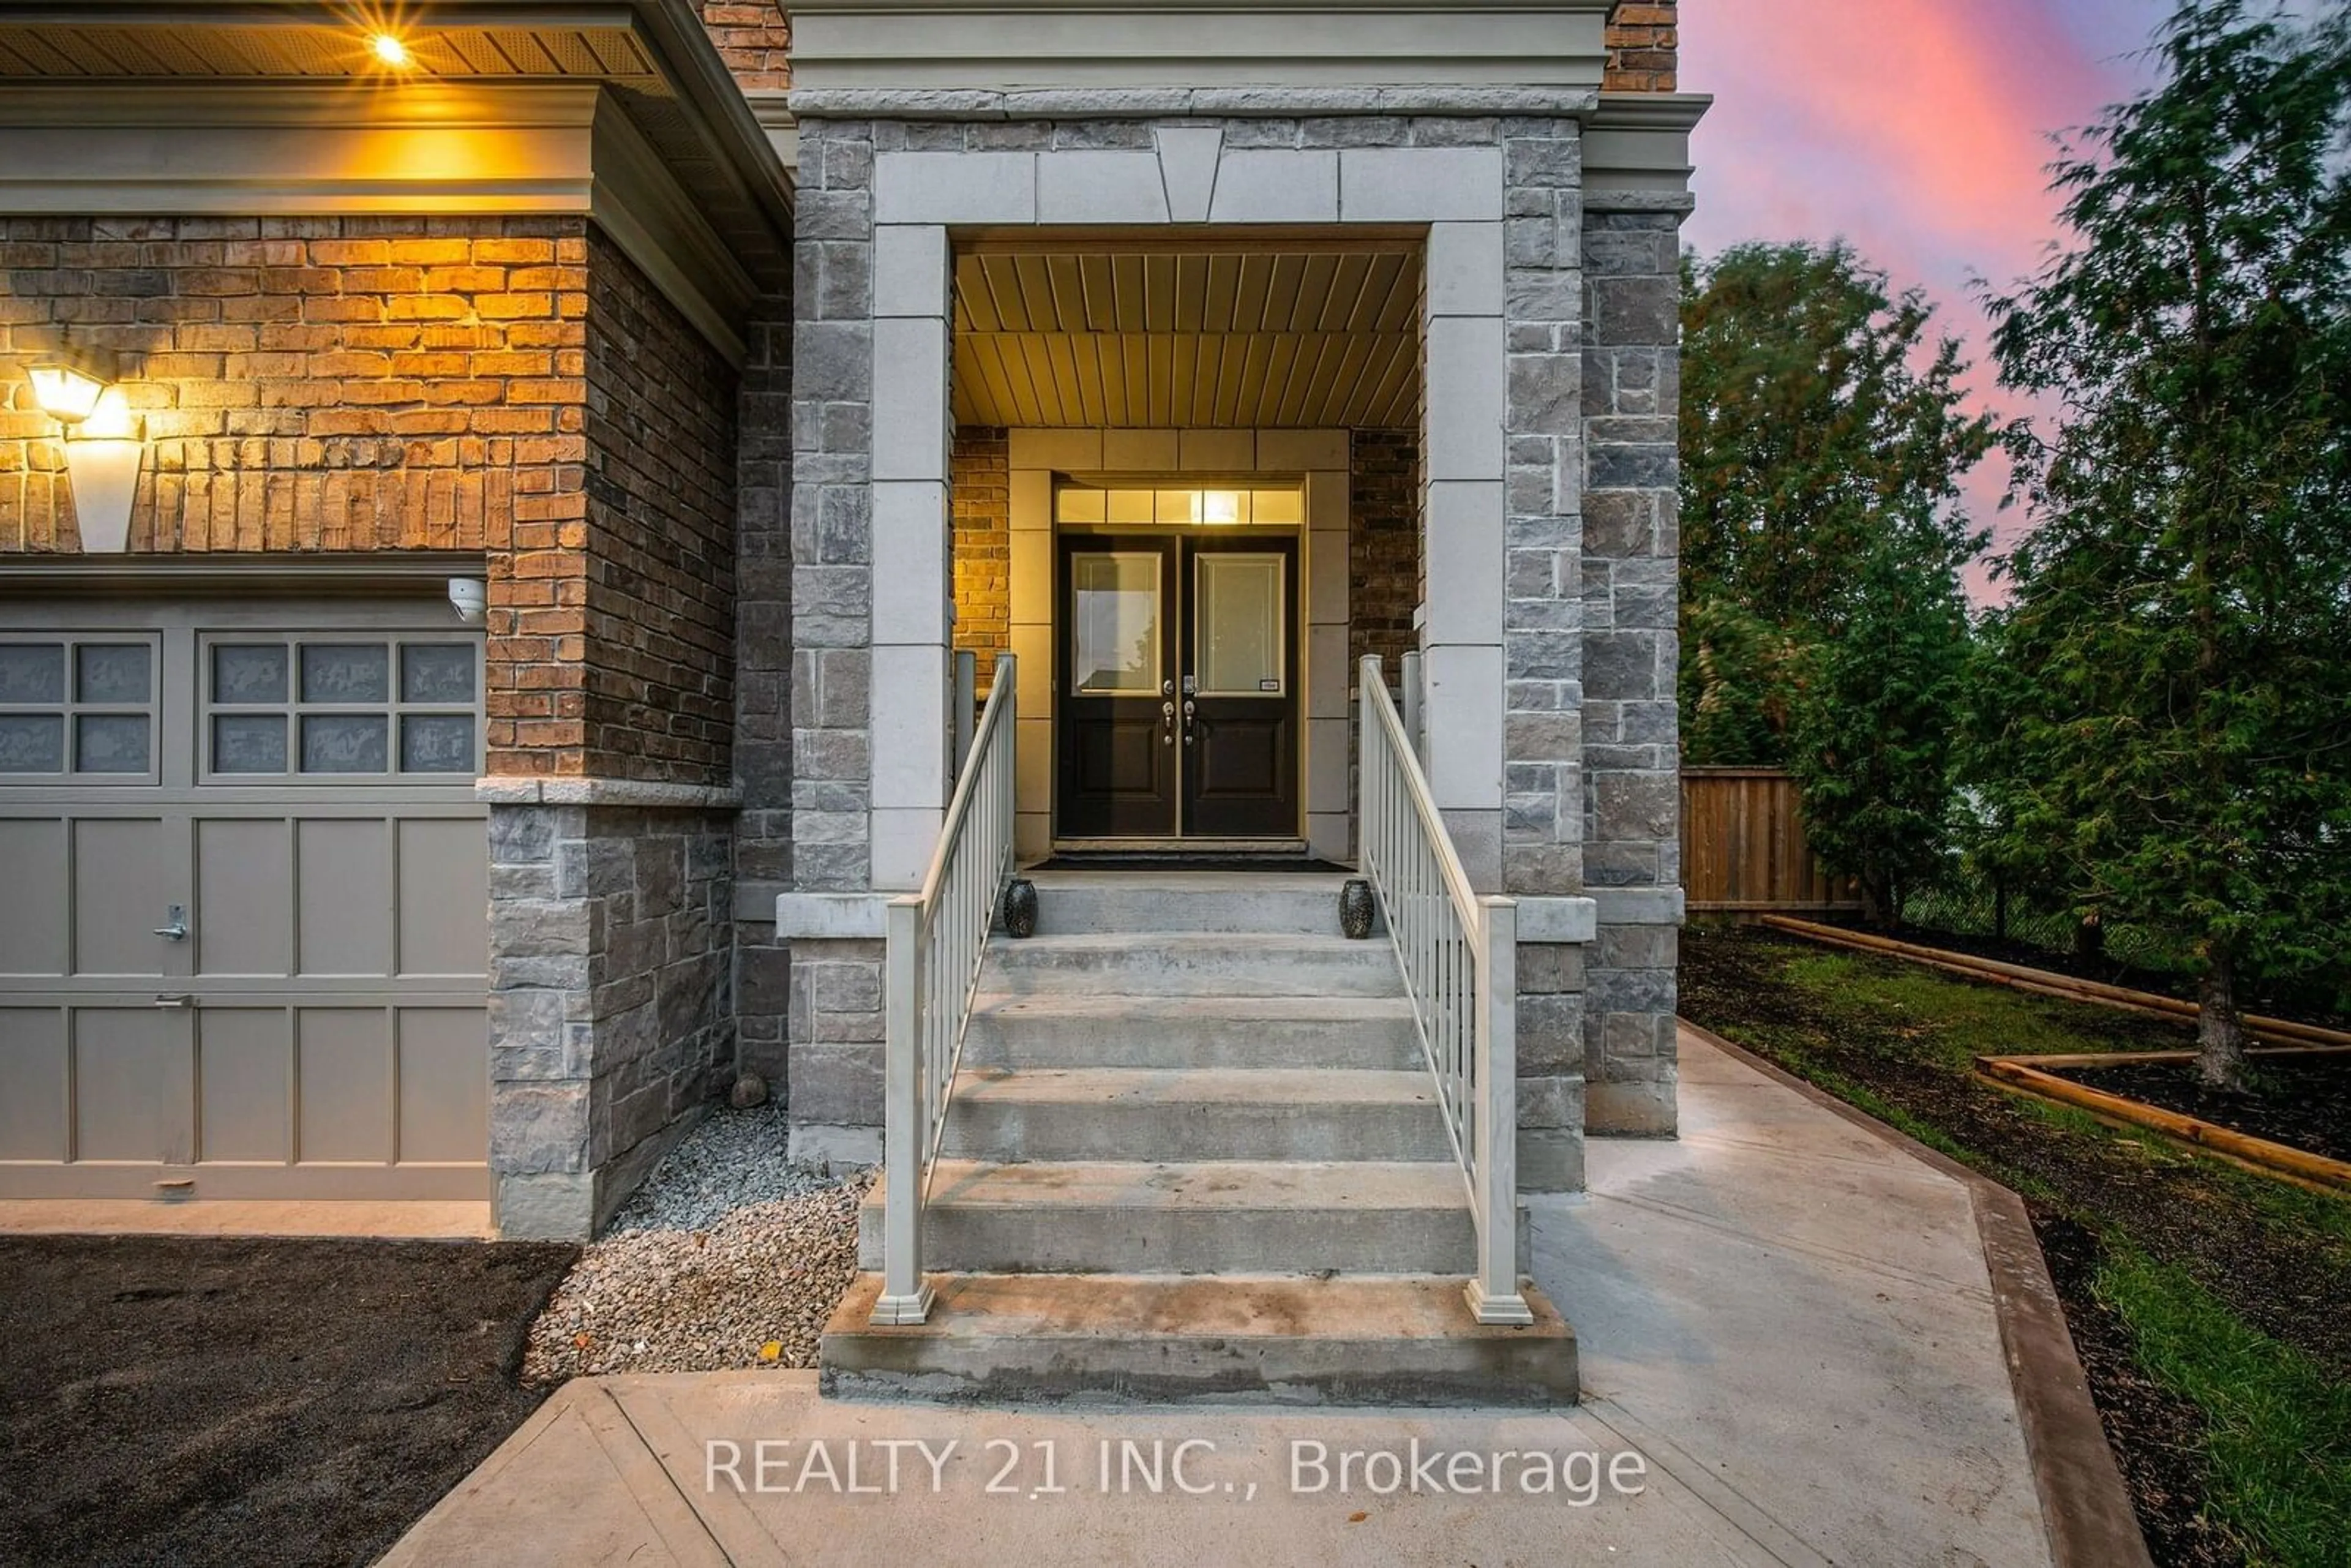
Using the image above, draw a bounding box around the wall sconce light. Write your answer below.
[28,344,118,426]
[63,387,145,554]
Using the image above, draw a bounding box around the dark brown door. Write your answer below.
[1180,536,1300,838]
[1056,535,1178,837]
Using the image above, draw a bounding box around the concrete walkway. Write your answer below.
[380,1029,2052,1567]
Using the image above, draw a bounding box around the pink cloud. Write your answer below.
[1678,0,2158,598]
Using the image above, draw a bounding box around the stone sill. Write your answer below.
[476,776,744,810]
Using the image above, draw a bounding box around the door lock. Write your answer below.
[1182,700,1198,747]
[1161,700,1177,745]
[154,904,189,942]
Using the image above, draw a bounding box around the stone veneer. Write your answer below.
[488,803,736,1237]
[777,106,1660,1187]
[1578,193,1685,1135]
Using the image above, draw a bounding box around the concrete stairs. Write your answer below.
[820,874,1577,1406]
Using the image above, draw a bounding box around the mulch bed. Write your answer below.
[1682,925,2351,1564]
[0,1236,576,1568]
[2055,1055,2351,1165]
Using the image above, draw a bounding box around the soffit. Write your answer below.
[0,3,790,290]
[953,243,1423,429]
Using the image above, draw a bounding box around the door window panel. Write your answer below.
[203,636,479,782]
[0,714,64,773]
[1071,553,1163,694]
[75,714,151,774]
[1196,555,1286,697]
[301,644,389,704]
[0,637,158,782]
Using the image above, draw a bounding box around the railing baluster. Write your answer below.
[1354,656,1530,1328]
[872,654,1019,1327]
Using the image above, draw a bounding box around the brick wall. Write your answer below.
[577,230,740,787]
[952,425,1010,685]
[699,2,791,92]
[733,294,795,1090]
[1605,2,1678,92]
[0,214,587,555]
[1349,427,1417,680]
[0,215,743,789]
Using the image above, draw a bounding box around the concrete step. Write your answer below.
[1025,873,1373,937]
[963,993,1423,1071]
[856,1160,1475,1275]
[822,1272,1577,1406]
[982,934,1403,999]
[939,1068,1454,1163]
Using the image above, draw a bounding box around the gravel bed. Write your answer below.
[523,1101,873,1384]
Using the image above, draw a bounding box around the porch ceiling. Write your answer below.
[952,242,1423,430]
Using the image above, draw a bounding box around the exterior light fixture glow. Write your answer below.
[27,345,119,424]
[370,32,413,68]
[1201,490,1243,526]
[62,388,146,554]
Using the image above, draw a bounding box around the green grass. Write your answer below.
[2098,1247,2351,1567]
[1777,949,2177,1065]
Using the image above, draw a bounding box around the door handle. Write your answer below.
[1182,700,1197,747]
[155,995,192,1008]
[1161,700,1177,745]
[154,904,189,942]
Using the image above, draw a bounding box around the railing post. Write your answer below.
[1468,895,1532,1326]
[1399,650,1423,764]
[872,895,934,1325]
[953,650,977,786]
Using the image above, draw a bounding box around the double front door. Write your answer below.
[1057,532,1300,841]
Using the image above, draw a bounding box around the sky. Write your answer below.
[1679,0,2178,595]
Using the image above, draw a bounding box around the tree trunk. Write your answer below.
[2073,912,2105,962]
[2197,949,2249,1092]
[1859,876,1894,931]
[1993,879,2008,942]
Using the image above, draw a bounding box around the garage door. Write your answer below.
[0,594,490,1200]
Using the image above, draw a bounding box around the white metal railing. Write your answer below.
[872,654,1019,1326]
[1357,655,1531,1326]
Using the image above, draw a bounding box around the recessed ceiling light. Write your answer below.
[370,32,413,69]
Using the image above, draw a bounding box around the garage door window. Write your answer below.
[206,637,479,781]
[0,637,157,782]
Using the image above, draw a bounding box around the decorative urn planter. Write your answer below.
[1003,878,1039,939]
[1340,879,1375,940]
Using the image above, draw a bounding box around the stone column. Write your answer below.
[782,116,890,1163]
[1499,116,1594,1191]
[1580,185,1689,1136]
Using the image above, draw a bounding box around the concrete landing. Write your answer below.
[380,1029,2066,1567]
[822,1272,1577,1406]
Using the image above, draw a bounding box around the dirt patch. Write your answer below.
[2056,1056,2351,1165]
[0,1236,575,1568]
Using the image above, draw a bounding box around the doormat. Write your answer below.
[1032,856,1354,874]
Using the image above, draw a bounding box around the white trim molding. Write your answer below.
[787,2,1614,94]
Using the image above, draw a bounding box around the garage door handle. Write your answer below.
[154,905,188,942]
[155,995,192,1008]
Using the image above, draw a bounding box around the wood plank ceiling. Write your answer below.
[953,244,1424,430]
[0,26,654,78]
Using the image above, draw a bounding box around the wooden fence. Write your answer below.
[1681,767,1861,914]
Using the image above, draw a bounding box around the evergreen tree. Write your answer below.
[1984,0,2351,1087]
[1788,539,1976,927]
